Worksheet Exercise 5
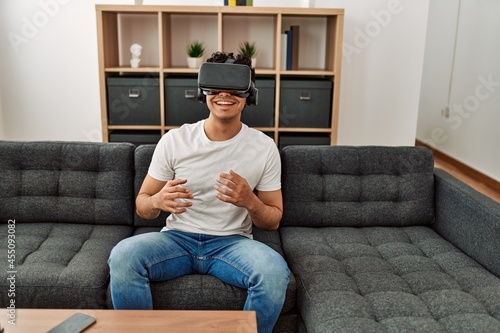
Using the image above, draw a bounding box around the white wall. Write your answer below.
[336,0,430,145]
[416,0,500,181]
[0,0,430,146]
[0,0,111,142]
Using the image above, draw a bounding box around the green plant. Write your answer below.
[186,40,205,58]
[238,41,258,58]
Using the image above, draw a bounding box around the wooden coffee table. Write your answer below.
[1,309,257,333]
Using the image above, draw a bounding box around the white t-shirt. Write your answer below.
[148,120,281,238]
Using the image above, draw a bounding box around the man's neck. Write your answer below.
[204,117,242,142]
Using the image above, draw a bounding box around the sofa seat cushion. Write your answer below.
[280,226,500,333]
[0,223,132,308]
[115,227,297,314]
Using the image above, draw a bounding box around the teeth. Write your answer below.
[216,101,234,105]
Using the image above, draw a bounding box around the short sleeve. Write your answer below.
[255,144,281,192]
[148,134,174,182]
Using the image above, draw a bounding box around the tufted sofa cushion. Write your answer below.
[0,141,135,225]
[281,146,435,227]
[0,222,132,308]
[281,226,500,332]
[0,141,136,308]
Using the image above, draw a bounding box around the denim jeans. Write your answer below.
[108,230,290,333]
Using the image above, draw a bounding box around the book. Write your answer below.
[224,0,228,5]
[286,30,292,70]
[281,33,288,70]
[228,0,236,6]
[291,25,300,70]
[236,0,246,5]
[246,0,253,5]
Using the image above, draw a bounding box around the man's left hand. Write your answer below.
[215,169,256,208]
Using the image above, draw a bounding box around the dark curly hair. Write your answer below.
[206,51,255,83]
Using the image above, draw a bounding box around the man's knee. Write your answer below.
[108,237,141,271]
[256,251,289,288]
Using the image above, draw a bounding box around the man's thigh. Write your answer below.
[113,230,197,281]
[204,235,288,288]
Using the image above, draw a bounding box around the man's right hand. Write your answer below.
[151,178,193,214]
[136,175,193,219]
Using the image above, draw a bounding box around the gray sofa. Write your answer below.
[1,141,499,333]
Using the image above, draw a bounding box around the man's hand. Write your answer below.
[151,178,193,214]
[136,175,193,219]
[215,169,256,209]
[215,169,283,231]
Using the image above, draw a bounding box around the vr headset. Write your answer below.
[198,62,258,106]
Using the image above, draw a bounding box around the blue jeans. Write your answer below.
[108,230,290,333]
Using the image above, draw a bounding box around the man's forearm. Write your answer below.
[136,193,161,220]
[247,196,282,231]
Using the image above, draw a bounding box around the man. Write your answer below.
[108,52,290,333]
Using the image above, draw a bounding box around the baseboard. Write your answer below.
[415,140,500,193]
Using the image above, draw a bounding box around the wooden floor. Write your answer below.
[417,141,500,203]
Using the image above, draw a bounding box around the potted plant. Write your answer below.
[238,41,258,67]
[186,40,205,68]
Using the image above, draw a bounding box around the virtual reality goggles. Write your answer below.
[198,62,258,106]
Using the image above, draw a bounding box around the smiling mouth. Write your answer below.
[215,100,236,106]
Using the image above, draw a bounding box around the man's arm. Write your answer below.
[215,169,283,230]
[136,174,194,219]
[250,189,283,230]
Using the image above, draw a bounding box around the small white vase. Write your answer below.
[187,57,203,68]
[251,58,257,68]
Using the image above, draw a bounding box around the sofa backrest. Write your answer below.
[281,146,435,227]
[0,141,135,225]
[134,144,170,227]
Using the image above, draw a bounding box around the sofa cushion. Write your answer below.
[280,226,500,333]
[0,141,135,225]
[281,146,435,227]
[117,227,297,315]
[0,223,132,308]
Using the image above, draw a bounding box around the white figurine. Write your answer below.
[130,43,142,68]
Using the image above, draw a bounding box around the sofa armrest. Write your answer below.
[433,168,500,277]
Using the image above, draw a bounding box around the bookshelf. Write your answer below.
[96,5,344,146]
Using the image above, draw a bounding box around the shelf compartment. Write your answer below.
[279,79,332,128]
[277,128,332,133]
[166,13,219,68]
[242,78,276,127]
[107,75,161,126]
[120,13,160,68]
[164,76,209,126]
[109,129,162,147]
[281,15,339,72]
[278,132,331,150]
[105,67,161,73]
[222,14,276,69]
[98,11,161,68]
